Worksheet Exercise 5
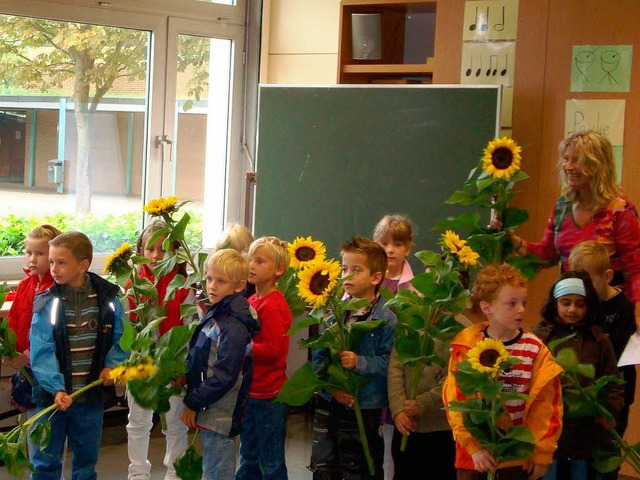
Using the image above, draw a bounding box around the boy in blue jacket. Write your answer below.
[178,248,260,480]
[310,236,396,480]
[30,231,128,480]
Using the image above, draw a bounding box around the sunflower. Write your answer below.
[482,137,522,179]
[456,245,480,268]
[288,236,327,269]
[442,230,466,254]
[467,337,510,376]
[297,259,341,308]
[102,242,133,275]
[143,195,180,216]
[108,365,128,385]
[109,359,158,385]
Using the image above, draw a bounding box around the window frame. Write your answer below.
[0,0,258,281]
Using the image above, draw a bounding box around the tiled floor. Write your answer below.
[0,407,315,480]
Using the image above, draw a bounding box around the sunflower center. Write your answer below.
[491,147,514,170]
[479,348,501,368]
[309,271,330,295]
[295,246,317,262]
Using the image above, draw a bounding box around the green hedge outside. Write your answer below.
[0,211,203,257]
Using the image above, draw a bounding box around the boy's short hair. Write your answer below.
[470,263,526,312]
[340,236,388,290]
[206,248,250,284]
[248,236,289,272]
[49,231,93,264]
[216,223,254,254]
[568,240,610,274]
[372,214,415,248]
[28,224,62,242]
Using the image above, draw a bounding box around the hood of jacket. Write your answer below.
[205,292,261,337]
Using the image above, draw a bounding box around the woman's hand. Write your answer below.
[510,232,527,255]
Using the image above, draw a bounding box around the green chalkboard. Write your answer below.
[254,84,500,267]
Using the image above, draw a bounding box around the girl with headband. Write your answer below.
[531,271,624,480]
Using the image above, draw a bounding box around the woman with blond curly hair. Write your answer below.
[511,130,640,329]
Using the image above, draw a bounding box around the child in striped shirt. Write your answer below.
[443,263,563,480]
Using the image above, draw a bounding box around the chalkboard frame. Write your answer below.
[253,84,501,269]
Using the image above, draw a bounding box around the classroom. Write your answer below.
[1,0,640,479]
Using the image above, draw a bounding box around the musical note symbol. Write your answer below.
[501,55,508,76]
[481,7,489,32]
[494,6,505,31]
[476,56,482,77]
[469,6,489,32]
[466,55,473,77]
[487,55,498,77]
[470,7,478,31]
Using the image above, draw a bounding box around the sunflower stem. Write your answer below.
[353,397,375,476]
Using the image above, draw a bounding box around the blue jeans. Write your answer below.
[30,401,104,480]
[237,397,289,480]
[542,458,589,480]
[201,429,237,480]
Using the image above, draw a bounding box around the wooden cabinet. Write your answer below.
[338,0,437,84]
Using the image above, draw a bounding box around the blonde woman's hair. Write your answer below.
[216,223,254,254]
[558,130,622,208]
[372,214,415,248]
[49,231,93,263]
[248,236,289,274]
[28,224,62,242]
[568,240,611,275]
[206,248,250,285]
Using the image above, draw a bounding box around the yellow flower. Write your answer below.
[456,245,480,267]
[143,195,179,216]
[467,338,510,376]
[297,259,341,308]
[102,242,133,274]
[442,230,466,253]
[288,236,326,269]
[108,359,158,385]
[108,365,127,385]
[482,137,522,179]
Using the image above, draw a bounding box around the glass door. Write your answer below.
[162,17,246,249]
[0,0,250,278]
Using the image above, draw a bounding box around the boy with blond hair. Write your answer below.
[29,231,128,479]
[569,240,636,480]
[237,236,293,480]
[310,236,396,480]
[179,248,260,480]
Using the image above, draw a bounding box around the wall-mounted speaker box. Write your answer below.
[351,13,382,60]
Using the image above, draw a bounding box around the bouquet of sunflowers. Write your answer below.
[384,230,475,450]
[445,338,536,480]
[276,236,386,476]
[102,196,203,414]
[434,137,544,277]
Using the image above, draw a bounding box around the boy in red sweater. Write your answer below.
[237,236,292,480]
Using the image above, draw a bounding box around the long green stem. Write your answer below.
[7,378,104,443]
[353,397,375,476]
[400,364,421,452]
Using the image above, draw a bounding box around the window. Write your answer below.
[0,0,256,280]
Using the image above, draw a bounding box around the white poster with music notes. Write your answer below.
[461,0,519,128]
[460,41,515,87]
[463,0,519,42]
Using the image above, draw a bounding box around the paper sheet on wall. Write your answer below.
[617,332,640,367]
